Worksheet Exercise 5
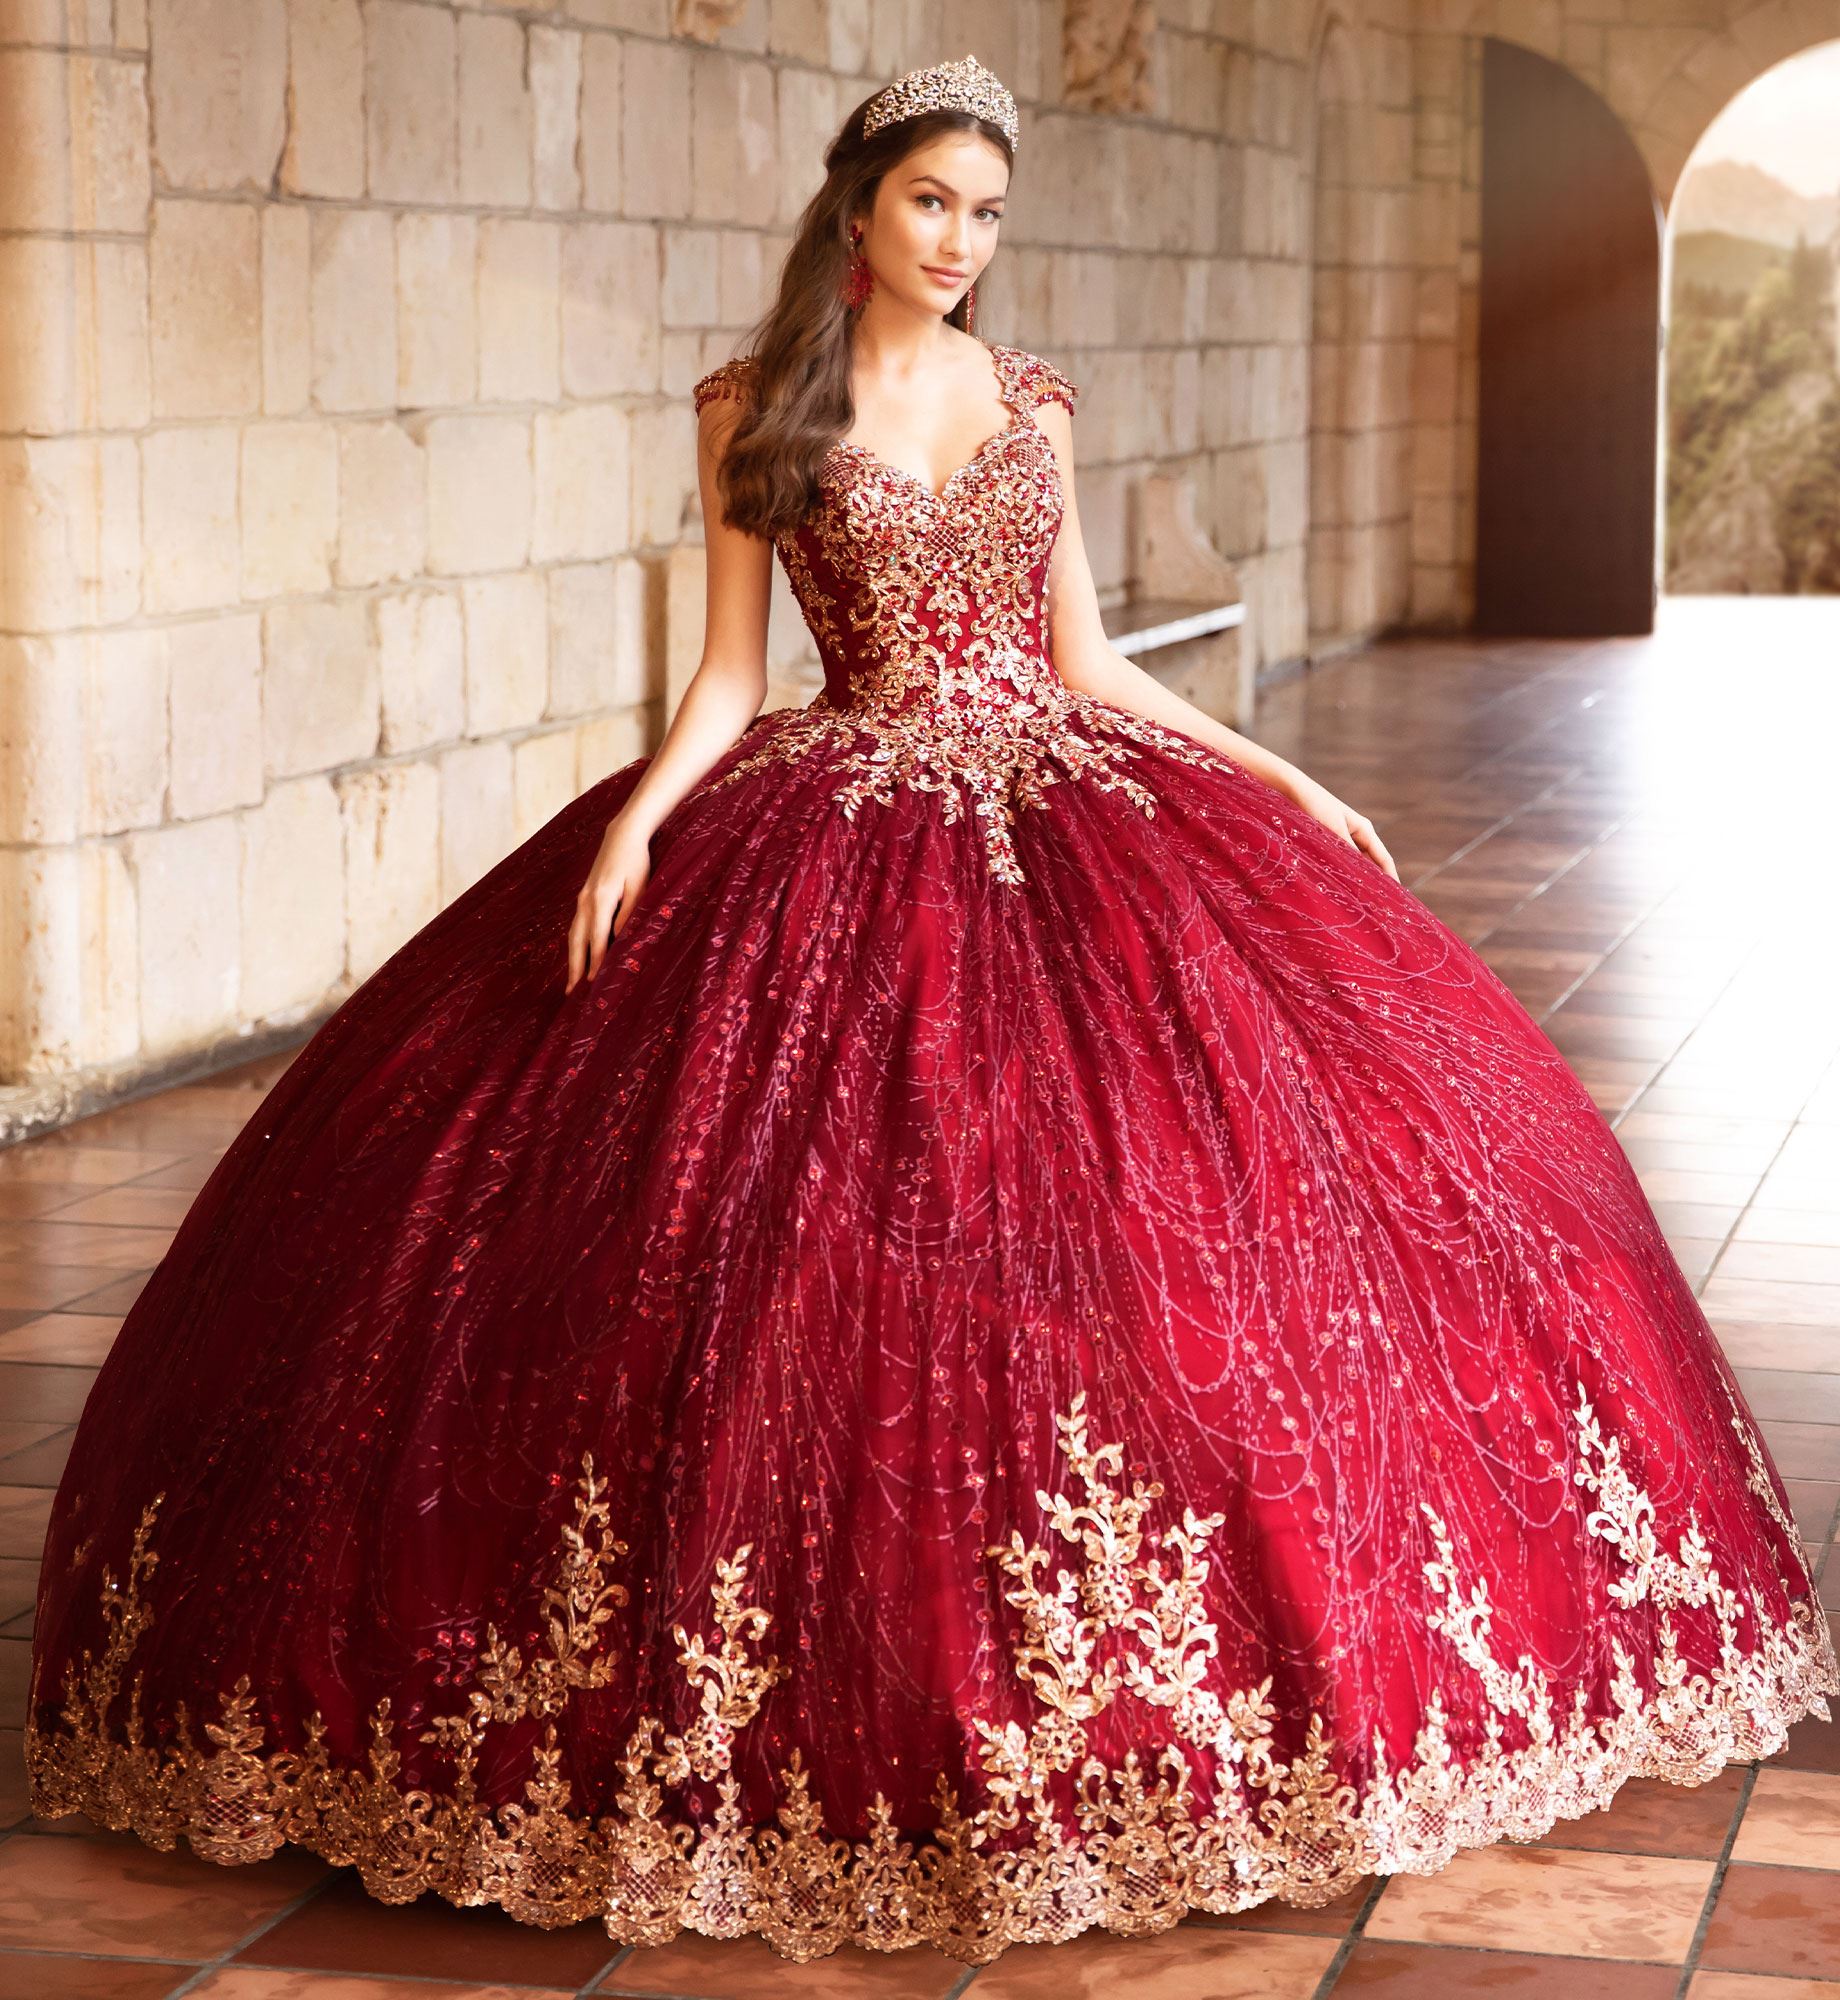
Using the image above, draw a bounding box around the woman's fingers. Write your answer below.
[610,871,641,940]
[573,873,648,990]
[585,888,620,985]
[566,885,614,993]
[566,907,587,993]
[566,821,654,994]
[1349,814,1399,881]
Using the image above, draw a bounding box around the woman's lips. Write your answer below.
[923,266,968,286]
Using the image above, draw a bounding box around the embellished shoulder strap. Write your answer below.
[692,354,759,418]
[1003,345,1080,416]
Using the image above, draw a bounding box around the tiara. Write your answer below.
[861,54,1020,151]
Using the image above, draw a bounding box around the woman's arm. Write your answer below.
[566,394,775,991]
[1033,401,1397,880]
[597,395,774,843]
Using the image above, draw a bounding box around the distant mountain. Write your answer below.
[1672,229,1786,303]
[1665,226,1840,595]
[1673,159,1839,249]
[1668,366,1835,592]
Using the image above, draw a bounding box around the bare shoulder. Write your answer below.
[937,327,1010,401]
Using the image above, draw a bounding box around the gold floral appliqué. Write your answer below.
[25,1395,1839,1964]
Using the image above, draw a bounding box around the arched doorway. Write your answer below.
[1474,39,1662,636]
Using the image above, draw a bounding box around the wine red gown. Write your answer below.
[27,341,1838,1965]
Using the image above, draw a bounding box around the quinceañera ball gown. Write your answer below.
[27,340,1839,1966]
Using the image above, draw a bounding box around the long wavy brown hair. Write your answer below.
[710,92,1015,541]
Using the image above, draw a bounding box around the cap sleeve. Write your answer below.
[692,355,758,419]
[1020,351,1079,415]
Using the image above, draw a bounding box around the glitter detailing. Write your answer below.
[693,341,1243,884]
[26,1392,1838,1965]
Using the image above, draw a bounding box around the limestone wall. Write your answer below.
[0,1,681,1120]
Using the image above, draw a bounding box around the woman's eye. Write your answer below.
[914,194,998,220]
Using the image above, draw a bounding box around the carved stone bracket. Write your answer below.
[1103,472,1252,729]
[673,0,749,47]
[1134,472,1242,604]
[1063,0,1157,116]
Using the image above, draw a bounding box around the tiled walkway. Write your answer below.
[2,600,1838,1998]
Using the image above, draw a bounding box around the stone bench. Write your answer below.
[1098,472,1250,729]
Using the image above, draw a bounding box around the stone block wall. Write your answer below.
[0,0,680,1124]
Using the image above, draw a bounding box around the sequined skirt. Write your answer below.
[26,702,1839,1962]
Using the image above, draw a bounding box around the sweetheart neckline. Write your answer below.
[825,339,1046,504]
[823,410,1044,506]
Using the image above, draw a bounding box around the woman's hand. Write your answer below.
[1280,773,1399,881]
[566,815,655,993]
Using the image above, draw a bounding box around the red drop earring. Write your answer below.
[964,282,977,333]
[843,225,873,311]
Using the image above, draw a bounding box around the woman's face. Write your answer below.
[857,129,1010,320]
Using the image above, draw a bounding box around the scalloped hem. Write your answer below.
[21,1647,1840,1966]
[26,1384,1839,1966]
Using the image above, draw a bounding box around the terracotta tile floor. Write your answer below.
[2,599,1838,1997]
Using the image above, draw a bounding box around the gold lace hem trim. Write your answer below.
[25,1389,1839,1966]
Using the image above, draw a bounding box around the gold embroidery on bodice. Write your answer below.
[691,342,1229,885]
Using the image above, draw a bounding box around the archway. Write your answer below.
[1443,4,1840,631]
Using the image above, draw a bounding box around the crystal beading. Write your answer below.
[862,53,1020,151]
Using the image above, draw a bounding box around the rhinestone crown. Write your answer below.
[861,54,1020,151]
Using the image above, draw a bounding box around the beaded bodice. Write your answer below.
[691,340,1225,883]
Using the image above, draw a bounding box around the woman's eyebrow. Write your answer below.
[907,172,1005,202]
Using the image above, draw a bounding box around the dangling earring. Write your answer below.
[843,224,873,311]
[964,281,977,333]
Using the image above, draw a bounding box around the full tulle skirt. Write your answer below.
[27,700,1838,1961]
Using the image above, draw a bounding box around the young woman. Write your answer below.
[28,53,1837,1969]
